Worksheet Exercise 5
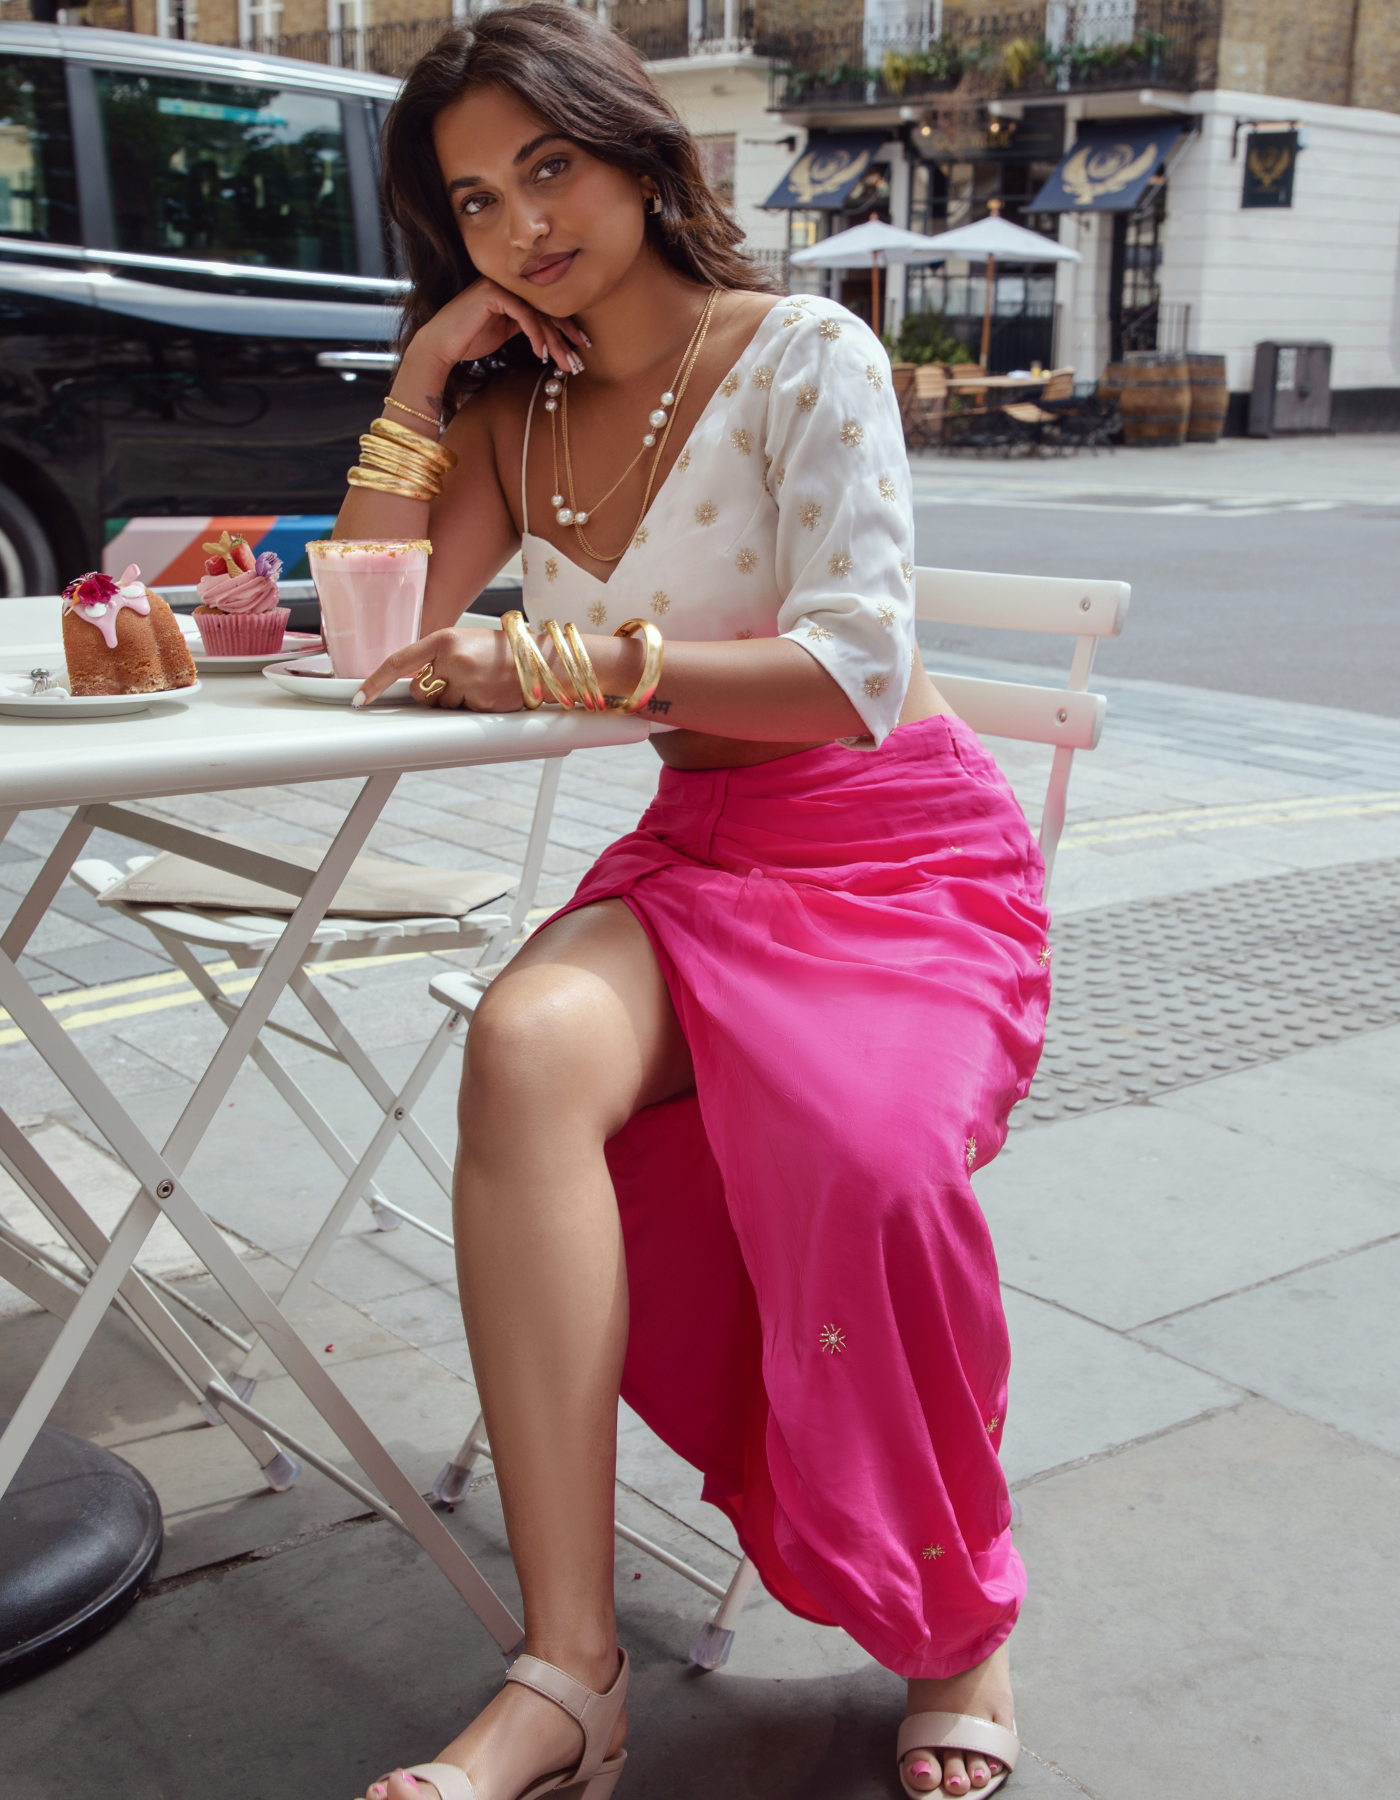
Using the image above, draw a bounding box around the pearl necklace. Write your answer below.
[543,289,719,560]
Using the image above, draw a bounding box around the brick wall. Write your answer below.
[1216,0,1400,112]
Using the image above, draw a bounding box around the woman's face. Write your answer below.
[433,83,650,315]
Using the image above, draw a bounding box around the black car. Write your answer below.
[0,23,404,595]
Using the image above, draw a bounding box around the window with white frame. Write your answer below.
[240,0,283,47]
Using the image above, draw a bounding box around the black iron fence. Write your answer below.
[765,2,1212,110]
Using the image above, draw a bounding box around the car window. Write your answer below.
[93,69,355,273]
[0,56,80,243]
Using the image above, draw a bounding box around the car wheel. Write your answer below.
[0,480,58,596]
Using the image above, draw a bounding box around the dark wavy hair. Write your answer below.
[381,2,777,417]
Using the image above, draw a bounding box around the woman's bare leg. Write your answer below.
[376,900,693,1800]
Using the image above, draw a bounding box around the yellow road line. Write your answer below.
[1060,792,1400,849]
[0,948,442,1048]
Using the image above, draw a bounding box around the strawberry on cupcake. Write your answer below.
[194,532,288,654]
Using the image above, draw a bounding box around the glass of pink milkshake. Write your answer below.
[307,539,431,679]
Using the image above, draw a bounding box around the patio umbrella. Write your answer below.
[789,216,949,339]
[916,206,1082,367]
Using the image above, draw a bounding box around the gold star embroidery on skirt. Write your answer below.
[987,1414,1001,1433]
[1038,944,1051,967]
[965,1133,977,1170]
[922,1543,946,1561]
[818,1324,847,1353]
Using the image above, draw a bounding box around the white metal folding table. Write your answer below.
[0,616,649,1661]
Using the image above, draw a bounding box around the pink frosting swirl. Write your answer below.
[196,568,281,615]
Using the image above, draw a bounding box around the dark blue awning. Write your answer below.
[762,133,890,211]
[1030,120,1185,212]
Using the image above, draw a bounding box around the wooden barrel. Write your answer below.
[1116,353,1191,446]
[1186,353,1228,442]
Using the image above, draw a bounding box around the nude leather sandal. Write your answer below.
[898,1710,1020,1798]
[374,1649,629,1800]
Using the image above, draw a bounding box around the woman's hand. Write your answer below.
[353,626,523,712]
[406,276,587,388]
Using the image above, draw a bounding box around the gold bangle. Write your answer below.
[347,467,437,502]
[501,611,573,710]
[385,395,443,428]
[370,415,458,470]
[565,623,608,712]
[358,432,444,473]
[611,618,665,714]
[544,620,605,711]
[357,444,444,491]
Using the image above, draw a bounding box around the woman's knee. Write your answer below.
[461,963,639,1126]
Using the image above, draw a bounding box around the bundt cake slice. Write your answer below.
[62,566,198,696]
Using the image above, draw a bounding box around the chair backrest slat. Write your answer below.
[914,564,1130,891]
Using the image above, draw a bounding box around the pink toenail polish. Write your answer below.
[909,1761,934,1778]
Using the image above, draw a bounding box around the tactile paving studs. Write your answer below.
[1012,855,1400,1130]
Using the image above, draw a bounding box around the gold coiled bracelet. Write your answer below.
[500,612,665,715]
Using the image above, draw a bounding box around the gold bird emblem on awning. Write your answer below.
[1061,138,1160,205]
[786,146,874,205]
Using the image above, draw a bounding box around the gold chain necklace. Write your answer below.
[544,288,720,565]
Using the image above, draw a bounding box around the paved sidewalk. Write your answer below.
[2,655,1398,1798]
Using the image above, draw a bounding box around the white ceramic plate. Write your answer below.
[0,675,202,719]
[261,653,412,706]
[191,631,323,672]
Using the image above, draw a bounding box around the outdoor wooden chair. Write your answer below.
[903,363,951,449]
[423,561,1131,1670]
[1041,366,1075,400]
[890,361,917,435]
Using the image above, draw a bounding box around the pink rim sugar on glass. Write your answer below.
[308,539,431,680]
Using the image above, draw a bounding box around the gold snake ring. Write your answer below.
[414,660,448,697]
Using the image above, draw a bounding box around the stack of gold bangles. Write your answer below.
[501,611,664,715]
[348,416,458,502]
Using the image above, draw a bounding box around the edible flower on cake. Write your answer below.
[60,563,197,695]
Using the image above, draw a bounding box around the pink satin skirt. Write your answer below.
[550,714,1051,1678]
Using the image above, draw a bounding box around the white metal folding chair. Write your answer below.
[421,563,1132,1668]
[63,752,567,1398]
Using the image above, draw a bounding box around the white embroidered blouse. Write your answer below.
[518,293,916,745]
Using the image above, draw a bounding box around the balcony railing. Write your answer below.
[765,2,1212,111]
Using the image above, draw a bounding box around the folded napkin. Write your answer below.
[99,832,516,920]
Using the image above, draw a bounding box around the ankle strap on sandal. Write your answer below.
[505,1650,629,1783]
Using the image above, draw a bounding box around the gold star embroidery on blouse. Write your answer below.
[879,475,897,502]
[776,465,786,486]
[877,603,896,628]
[818,1323,846,1353]
[677,448,691,472]
[863,673,889,699]
[796,384,820,414]
[1038,944,1051,968]
[521,553,529,576]
[783,310,804,327]
[545,557,558,582]
[901,560,914,583]
[731,427,753,456]
[840,419,864,449]
[634,524,649,546]
[799,500,822,531]
[818,317,842,341]
[735,547,758,573]
[807,622,833,643]
[588,600,607,626]
[695,500,718,526]
[753,364,774,390]
[828,551,853,577]
[865,363,885,390]
[965,1133,977,1171]
[922,1543,946,1561]
[651,591,670,615]
[720,369,741,397]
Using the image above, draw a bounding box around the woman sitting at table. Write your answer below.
[344,8,1047,1798]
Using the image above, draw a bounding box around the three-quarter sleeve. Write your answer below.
[764,299,916,743]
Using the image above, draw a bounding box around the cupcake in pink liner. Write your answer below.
[194,531,288,654]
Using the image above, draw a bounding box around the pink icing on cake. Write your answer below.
[62,564,151,652]
[195,565,281,615]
